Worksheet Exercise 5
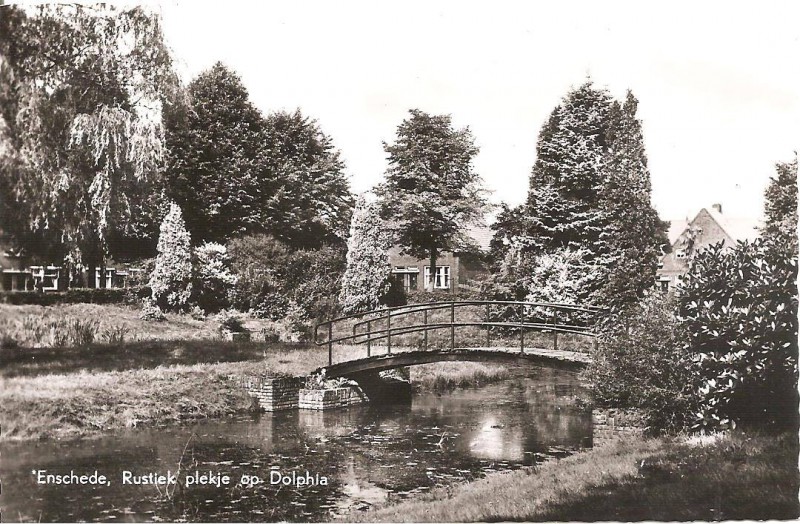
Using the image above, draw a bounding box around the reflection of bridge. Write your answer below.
[314,301,605,378]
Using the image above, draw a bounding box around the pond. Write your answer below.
[0,366,592,522]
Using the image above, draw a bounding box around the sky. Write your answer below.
[158,0,799,222]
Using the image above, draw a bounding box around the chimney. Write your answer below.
[712,203,722,214]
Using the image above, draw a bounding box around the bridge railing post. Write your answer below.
[387,310,392,355]
[450,301,455,350]
[519,304,525,354]
[423,309,428,351]
[328,322,333,366]
[367,319,371,357]
[553,308,558,352]
[485,302,490,348]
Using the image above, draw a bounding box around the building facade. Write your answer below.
[388,225,493,294]
[657,204,760,291]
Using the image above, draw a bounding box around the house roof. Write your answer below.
[665,207,761,245]
[706,208,761,242]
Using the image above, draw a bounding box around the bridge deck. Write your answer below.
[318,347,591,378]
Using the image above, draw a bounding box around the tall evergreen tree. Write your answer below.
[597,92,668,308]
[376,109,490,291]
[339,196,392,313]
[494,82,665,308]
[149,202,193,311]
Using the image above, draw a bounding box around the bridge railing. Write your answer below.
[314,300,606,366]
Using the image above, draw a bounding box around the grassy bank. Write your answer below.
[0,344,513,441]
[353,431,799,522]
[410,362,509,392]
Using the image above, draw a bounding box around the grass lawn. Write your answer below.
[353,431,799,522]
[0,304,511,441]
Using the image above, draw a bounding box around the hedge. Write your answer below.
[0,287,150,306]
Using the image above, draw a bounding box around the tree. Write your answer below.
[0,4,174,282]
[164,64,353,247]
[164,62,266,242]
[149,203,193,311]
[339,196,393,313]
[762,154,798,257]
[492,82,665,308]
[376,109,490,291]
[596,92,668,309]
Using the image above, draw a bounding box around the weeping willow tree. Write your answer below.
[0,4,176,285]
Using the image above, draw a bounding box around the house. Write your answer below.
[0,228,132,292]
[657,203,760,291]
[388,225,493,294]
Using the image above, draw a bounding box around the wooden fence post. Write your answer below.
[519,304,525,353]
[367,319,371,357]
[328,322,333,366]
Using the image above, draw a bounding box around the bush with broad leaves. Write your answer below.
[585,291,698,434]
[678,239,798,432]
[192,242,237,313]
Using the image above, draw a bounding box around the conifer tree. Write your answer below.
[597,92,668,308]
[494,82,665,308]
[339,197,392,313]
[149,203,193,311]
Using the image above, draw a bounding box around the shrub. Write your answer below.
[0,287,146,306]
[192,242,237,313]
[102,325,130,345]
[140,299,166,321]
[585,291,698,434]
[216,310,246,334]
[69,319,98,348]
[227,234,292,318]
[678,239,799,432]
[149,202,193,311]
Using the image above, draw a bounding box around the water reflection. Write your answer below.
[0,366,591,522]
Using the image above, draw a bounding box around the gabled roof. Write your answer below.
[665,207,760,246]
[705,208,761,242]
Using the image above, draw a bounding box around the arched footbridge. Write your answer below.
[314,301,605,378]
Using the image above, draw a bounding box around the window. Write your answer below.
[393,272,418,292]
[423,266,451,289]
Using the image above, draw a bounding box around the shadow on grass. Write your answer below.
[0,340,314,378]
[532,432,800,522]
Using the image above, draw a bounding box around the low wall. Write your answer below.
[245,376,305,412]
[592,408,645,446]
[298,385,368,410]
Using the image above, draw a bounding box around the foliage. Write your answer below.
[491,82,665,309]
[523,248,599,305]
[0,287,146,306]
[0,4,174,270]
[585,291,698,434]
[164,63,353,246]
[139,298,166,321]
[149,203,193,311]
[339,197,392,313]
[762,155,798,257]
[216,310,246,334]
[227,234,346,323]
[0,313,101,348]
[376,109,490,290]
[191,242,237,313]
[677,239,799,431]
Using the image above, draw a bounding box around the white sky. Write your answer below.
[158,0,799,222]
